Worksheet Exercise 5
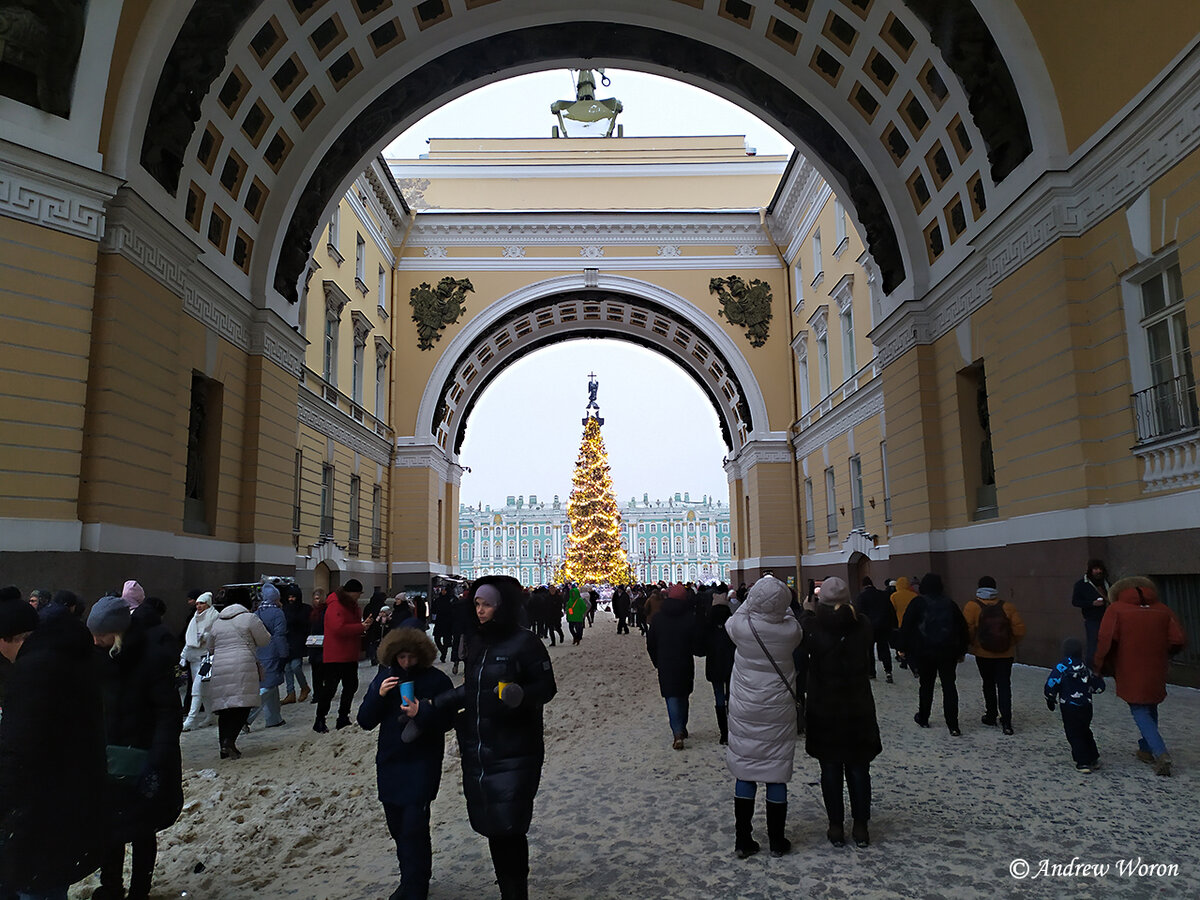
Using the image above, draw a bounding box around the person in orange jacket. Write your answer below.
[963,576,1027,734]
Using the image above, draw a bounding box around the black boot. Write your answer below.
[734,796,759,858]
[715,706,728,745]
[766,801,791,857]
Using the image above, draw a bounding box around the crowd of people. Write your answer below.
[0,559,1188,899]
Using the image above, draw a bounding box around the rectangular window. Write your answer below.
[812,229,823,278]
[817,334,831,397]
[835,199,847,245]
[880,440,892,523]
[323,316,337,384]
[328,205,339,252]
[793,262,804,309]
[352,341,364,405]
[798,353,811,414]
[355,233,366,282]
[184,372,223,535]
[958,361,998,520]
[1135,264,1197,440]
[375,360,386,417]
[292,449,302,536]
[378,264,387,313]
[320,464,334,538]
[804,477,816,551]
[825,466,838,535]
[850,455,865,529]
[841,307,856,378]
[348,474,361,554]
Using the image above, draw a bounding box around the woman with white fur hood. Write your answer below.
[724,574,803,859]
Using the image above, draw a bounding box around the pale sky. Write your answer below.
[387,70,792,510]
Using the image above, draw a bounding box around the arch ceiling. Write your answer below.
[125,0,1037,311]
[416,274,774,455]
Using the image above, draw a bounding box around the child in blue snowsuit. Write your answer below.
[1044,637,1106,773]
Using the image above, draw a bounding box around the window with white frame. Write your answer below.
[351,339,364,405]
[849,455,865,530]
[1132,262,1196,440]
[804,477,816,549]
[355,233,365,280]
[792,260,804,310]
[880,440,892,523]
[378,265,388,313]
[812,229,823,283]
[834,199,848,255]
[825,466,837,536]
[323,315,337,385]
[328,205,340,257]
[817,333,831,397]
[841,306,856,378]
[793,330,810,414]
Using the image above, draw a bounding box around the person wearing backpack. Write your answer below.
[964,576,1026,735]
[899,573,969,735]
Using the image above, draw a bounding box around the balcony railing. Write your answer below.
[304,369,394,442]
[1132,375,1199,443]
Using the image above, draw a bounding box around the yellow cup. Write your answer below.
[496,681,510,697]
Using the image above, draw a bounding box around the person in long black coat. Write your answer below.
[646,584,700,749]
[281,584,312,703]
[358,627,455,900]
[800,576,882,849]
[704,598,736,745]
[431,587,454,661]
[899,573,969,735]
[612,585,631,635]
[88,597,184,900]
[0,599,108,897]
[443,575,557,900]
[448,590,474,675]
[854,577,899,682]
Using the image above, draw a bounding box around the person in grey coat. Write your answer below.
[247,581,289,729]
[208,587,270,759]
[724,575,803,859]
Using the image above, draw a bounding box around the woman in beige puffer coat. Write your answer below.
[208,586,270,759]
[724,575,803,859]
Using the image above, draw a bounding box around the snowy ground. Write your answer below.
[72,613,1200,899]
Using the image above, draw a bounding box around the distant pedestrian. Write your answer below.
[612,585,631,635]
[646,584,700,750]
[724,575,803,859]
[281,584,312,705]
[315,579,372,733]
[1044,637,1105,773]
[1071,559,1110,668]
[208,586,270,759]
[964,576,1026,734]
[1093,576,1187,776]
[889,576,918,673]
[431,586,454,661]
[854,577,898,683]
[449,588,473,676]
[900,573,968,736]
[544,585,565,647]
[565,585,587,645]
[247,582,288,729]
[181,591,217,731]
[704,592,735,745]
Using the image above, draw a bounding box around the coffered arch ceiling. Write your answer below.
[123,0,1051,313]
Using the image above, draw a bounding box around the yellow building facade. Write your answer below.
[1,1,1198,678]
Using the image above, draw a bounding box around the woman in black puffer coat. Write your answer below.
[88,597,184,900]
[800,576,881,850]
[445,575,557,900]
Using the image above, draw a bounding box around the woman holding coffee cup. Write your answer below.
[357,627,455,900]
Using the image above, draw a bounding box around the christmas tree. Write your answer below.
[562,415,629,585]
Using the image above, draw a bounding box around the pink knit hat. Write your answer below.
[121,580,145,609]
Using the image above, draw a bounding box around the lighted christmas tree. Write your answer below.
[562,377,629,585]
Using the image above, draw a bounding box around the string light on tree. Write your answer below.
[561,373,629,585]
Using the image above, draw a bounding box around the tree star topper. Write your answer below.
[409,276,475,350]
[709,275,773,347]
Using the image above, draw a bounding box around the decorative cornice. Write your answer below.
[874,40,1200,369]
[396,254,782,273]
[791,328,808,362]
[808,304,829,339]
[0,139,120,241]
[725,439,795,483]
[298,387,392,466]
[406,214,769,247]
[831,273,855,314]
[323,280,350,319]
[793,375,884,460]
[185,263,252,352]
[100,188,199,296]
[364,160,408,230]
[374,334,393,363]
[393,440,455,482]
[351,308,374,344]
[251,308,305,379]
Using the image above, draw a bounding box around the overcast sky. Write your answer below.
[386,70,792,510]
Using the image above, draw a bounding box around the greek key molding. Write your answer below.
[393,440,456,483]
[0,141,119,241]
[101,188,198,296]
[792,376,885,460]
[299,389,392,466]
[724,438,795,481]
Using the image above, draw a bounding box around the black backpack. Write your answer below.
[972,598,1013,653]
[917,596,955,653]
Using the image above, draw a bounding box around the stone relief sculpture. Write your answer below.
[409,276,474,350]
[709,275,773,348]
[0,0,86,117]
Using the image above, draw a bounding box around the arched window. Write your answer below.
[701,537,709,553]
[674,537,682,554]
[508,540,516,557]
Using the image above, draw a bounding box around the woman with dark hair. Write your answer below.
[87,594,184,900]
[208,586,270,759]
[357,628,455,900]
[441,575,557,900]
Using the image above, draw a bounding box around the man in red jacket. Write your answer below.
[1094,576,1187,776]
[314,579,373,732]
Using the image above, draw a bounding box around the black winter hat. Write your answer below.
[1061,637,1084,660]
[0,596,39,639]
[919,573,944,596]
[343,578,364,593]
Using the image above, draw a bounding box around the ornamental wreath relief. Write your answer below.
[709,275,773,347]
[409,276,475,350]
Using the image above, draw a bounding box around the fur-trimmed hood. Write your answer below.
[377,626,437,669]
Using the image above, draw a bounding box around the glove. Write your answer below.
[1045,698,1056,711]
[497,683,524,708]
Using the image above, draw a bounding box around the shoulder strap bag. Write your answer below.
[747,616,804,734]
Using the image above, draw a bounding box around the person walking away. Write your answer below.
[705,592,735,745]
[308,590,328,702]
[900,573,968,735]
[964,576,1026,734]
[1044,637,1106,773]
[431,587,454,661]
[585,586,597,626]
[854,577,898,683]
[181,591,218,730]
[247,582,288,729]
[544,585,565,647]
[315,579,372,732]
[565,585,587,645]
[437,577,557,900]
[281,584,312,704]
[357,628,456,900]
[889,576,918,673]
[364,590,388,663]
[613,585,631,635]
[208,586,271,759]
[1072,559,1110,669]
[801,576,881,848]
[449,588,474,675]
[0,594,107,900]
[1093,576,1187,776]
[724,575,803,858]
[87,596,184,900]
[646,584,700,750]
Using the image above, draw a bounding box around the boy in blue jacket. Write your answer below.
[1044,637,1106,773]
[358,627,455,900]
